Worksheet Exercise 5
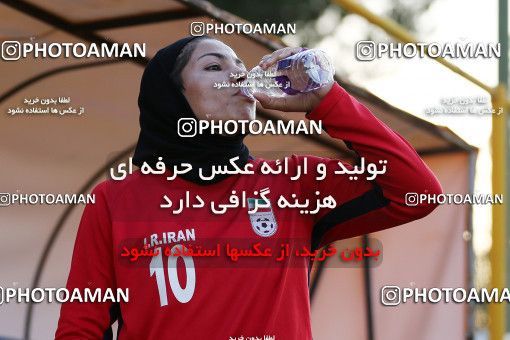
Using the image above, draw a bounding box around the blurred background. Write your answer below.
[212,0,503,338]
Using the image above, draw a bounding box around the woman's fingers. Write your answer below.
[253,91,314,112]
[258,47,303,70]
[260,54,272,63]
[253,84,330,113]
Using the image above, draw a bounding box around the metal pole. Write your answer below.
[490,0,508,337]
[499,0,510,337]
[332,0,493,93]
[362,234,375,340]
[330,0,508,338]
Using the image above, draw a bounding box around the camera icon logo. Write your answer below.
[178,118,197,137]
[405,193,419,206]
[0,193,11,206]
[190,22,205,36]
[2,41,21,61]
[355,41,376,61]
[381,285,401,306]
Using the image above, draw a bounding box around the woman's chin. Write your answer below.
[229,103,256,120]
[239,108,256,121]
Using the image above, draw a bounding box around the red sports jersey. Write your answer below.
[55,83,442,339]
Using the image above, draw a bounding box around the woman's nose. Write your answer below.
[236,73,246,83]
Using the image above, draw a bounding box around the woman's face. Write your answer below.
[181,39,256,121]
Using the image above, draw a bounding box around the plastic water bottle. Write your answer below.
[241,48,335,98]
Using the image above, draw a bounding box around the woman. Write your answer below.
[55,36,442,339]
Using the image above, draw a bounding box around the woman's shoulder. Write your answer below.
[249,154,333,182]
[90,169,147,199]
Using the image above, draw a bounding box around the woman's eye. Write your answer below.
[205,65,221,71]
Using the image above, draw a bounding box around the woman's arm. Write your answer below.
[55,181,118,339]
[297,82,443,250]
[255,47,443,249]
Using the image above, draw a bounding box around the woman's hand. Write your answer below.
[253,47,334,112]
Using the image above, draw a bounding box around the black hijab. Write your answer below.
[133,36,251,185]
